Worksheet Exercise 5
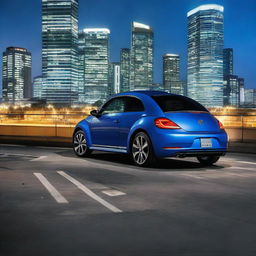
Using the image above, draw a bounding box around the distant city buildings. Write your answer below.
[187,4,224,107]
[2,47,32,102]
[120,48,130,92]
[223,48,233,76]
[109,62,121,95]
[163,54,182,95]
[2,2,254,108]
[33,76,43,99]
[130,22,154,90]
[78,28,110,104]
[42,0,79,104]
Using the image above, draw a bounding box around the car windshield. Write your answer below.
[152,95,208,112]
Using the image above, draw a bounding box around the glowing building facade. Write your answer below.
[130,22,154,90]
[78,28,110,104]
[163,54,182,95]
[120,48,130,92]
[2,47,32,102]
[109,62,121,95]
[42,0,78,104]
[33,76,43,99]
[187,4,224,107]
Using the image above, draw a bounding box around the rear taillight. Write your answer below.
[154,118,181,129]
[218,120,225,129]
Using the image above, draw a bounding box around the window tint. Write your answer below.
[124,97,144,112]
[101,98,125,114]
[152,95,207,112]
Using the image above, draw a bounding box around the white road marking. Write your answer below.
[57,171,122,213]
[237,161,256,166]
[181,174,206,180]
[30,156,47,162]
[33,173,68,204]
[102,189,126,197]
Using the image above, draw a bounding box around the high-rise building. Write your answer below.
[130,22,154,90]
[109,62,121,95]
[42,0,78,104]
[78,28,110,104]
[238,78,245,105]
[187,4,224,107]
[163,54,182,94]
[244,88,256,106]
[223,75,239,107]
[2,47,32,102]
[120,48,130,92]
[33,76,43,99]
[223,48,233,76]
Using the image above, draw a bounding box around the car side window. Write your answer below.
[101,98,125,115]
[124,97,144,112]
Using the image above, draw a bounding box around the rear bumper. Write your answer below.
[149,128,228,158]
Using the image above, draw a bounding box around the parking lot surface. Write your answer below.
[0,144,256,255]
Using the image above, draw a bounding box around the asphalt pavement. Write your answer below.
[0,144,256,256]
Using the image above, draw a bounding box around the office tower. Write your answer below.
[238,78,245,105]
[2,47,32,102]
[187,4,224,107]
[42,0,78,104]
[120,48,130,92]
[130,22,154,90]
[244,89,256,106]
[181,80,187,96]
[223,75,239,106]
[223,48,233,76]
[163,54,182,94]
[109,62,121,95]
[33,76,43,98]
[78,28,110,104]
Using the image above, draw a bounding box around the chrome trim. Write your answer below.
[90,146,127,153]
[92,144,127,149]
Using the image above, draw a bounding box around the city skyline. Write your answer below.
[0,0,256,95]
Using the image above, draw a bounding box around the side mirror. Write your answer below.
[90,109,100,117]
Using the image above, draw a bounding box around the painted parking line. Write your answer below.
[34,173,68,204]
[237,161,256,166]
[57,171,122,213]
[227,166,256,171]
[30,156,47,162]
[102,189,126,197]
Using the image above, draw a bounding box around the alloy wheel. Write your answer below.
[132,135,149,165]
[73,132,87,156]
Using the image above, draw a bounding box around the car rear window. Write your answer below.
[152,95,208,112]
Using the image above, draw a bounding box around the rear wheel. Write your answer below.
[197,155,220,166]
[73,130,92,157]
[131,132,156,167]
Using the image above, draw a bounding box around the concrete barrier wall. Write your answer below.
[0,124,256,142]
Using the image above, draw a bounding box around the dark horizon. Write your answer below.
[0,0,255,93]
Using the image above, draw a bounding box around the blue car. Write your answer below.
[73,91,228,166]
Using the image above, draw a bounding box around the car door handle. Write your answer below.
[113,119,120,123]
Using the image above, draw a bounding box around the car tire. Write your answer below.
[73,130,92,157]
[197,155,220,166]
[131,132,156,167]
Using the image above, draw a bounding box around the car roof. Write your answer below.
[115,90,170,97]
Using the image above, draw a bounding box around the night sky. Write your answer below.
[0,0,255,94]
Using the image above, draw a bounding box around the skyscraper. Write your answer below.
[120,48,130,92]
[109,62,121,95]
[187,4,224,107]
[33,76,43,99]
[42,0,78,104]
[223,48,233,76]
[223,75,239,106]
[2,47,32,102]
[163,54,182,94]
[130,22,154,90]
[78,28,110,104]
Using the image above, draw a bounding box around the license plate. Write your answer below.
[200,138,212,148]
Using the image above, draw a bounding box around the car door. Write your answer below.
[118,96,146,147]
[89,97,125,147]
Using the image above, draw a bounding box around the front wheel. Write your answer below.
[73,130,92,157]
[131,132,156,167]
[197,155,220,166]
